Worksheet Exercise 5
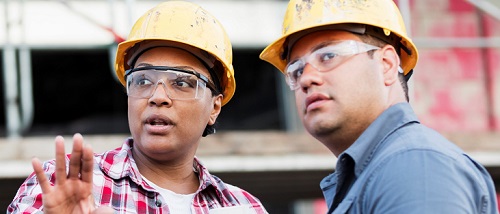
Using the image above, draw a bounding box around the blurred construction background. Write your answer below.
[1,0,500,213]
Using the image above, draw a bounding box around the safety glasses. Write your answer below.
[125,66,218,100]
[285,40,380,90]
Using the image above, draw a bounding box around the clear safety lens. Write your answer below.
[285,40,380,90]
[126,68,209,100]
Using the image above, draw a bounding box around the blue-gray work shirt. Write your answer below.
[321,103,498,214]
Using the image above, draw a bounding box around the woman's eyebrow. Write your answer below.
[135,62,153,68]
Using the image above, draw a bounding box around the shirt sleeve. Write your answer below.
[7,160,56,214]
[360,149,495,214]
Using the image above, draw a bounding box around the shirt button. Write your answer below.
[155,200,162,207]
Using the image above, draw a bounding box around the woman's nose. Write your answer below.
[148,81,172,106]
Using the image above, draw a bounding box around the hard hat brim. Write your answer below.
[260,22,418,77]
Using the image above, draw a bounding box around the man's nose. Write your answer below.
[298,63,323,93]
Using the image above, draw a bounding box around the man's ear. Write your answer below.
[208,94,223,125]
[380,44,401,86]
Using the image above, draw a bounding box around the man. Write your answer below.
[260,0,498,213]
[8,1,268,213]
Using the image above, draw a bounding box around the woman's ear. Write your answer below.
[380,44,401,86]
[208,94,223,125]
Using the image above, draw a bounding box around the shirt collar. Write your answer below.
[341,102,420,176]
[97,138,227,196]
[98,138,142,184]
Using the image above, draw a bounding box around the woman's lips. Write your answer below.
[144,114,174,134]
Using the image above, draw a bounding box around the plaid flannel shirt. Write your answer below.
[8,138,268,214]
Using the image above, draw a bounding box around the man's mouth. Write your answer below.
[305,93,330,110]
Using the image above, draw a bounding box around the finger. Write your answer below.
[32,157,52,194]
[81,143,94,184]
[54,136,68,184]
[68,133,84,179]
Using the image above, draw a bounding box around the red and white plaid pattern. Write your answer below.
[8,138,268,214]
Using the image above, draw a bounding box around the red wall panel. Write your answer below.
[413,49,489,132]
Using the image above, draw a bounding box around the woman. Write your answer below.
[8,1,267,213]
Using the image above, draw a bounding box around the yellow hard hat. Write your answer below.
[115,0,235,105]
[260,0,418,78]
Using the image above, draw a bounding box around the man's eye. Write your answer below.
[292,68,303,80]
[286,61,304,80]
[319,52,337,62]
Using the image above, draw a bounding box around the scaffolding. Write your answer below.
[2,0,500,138]
[1,0,135,139]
